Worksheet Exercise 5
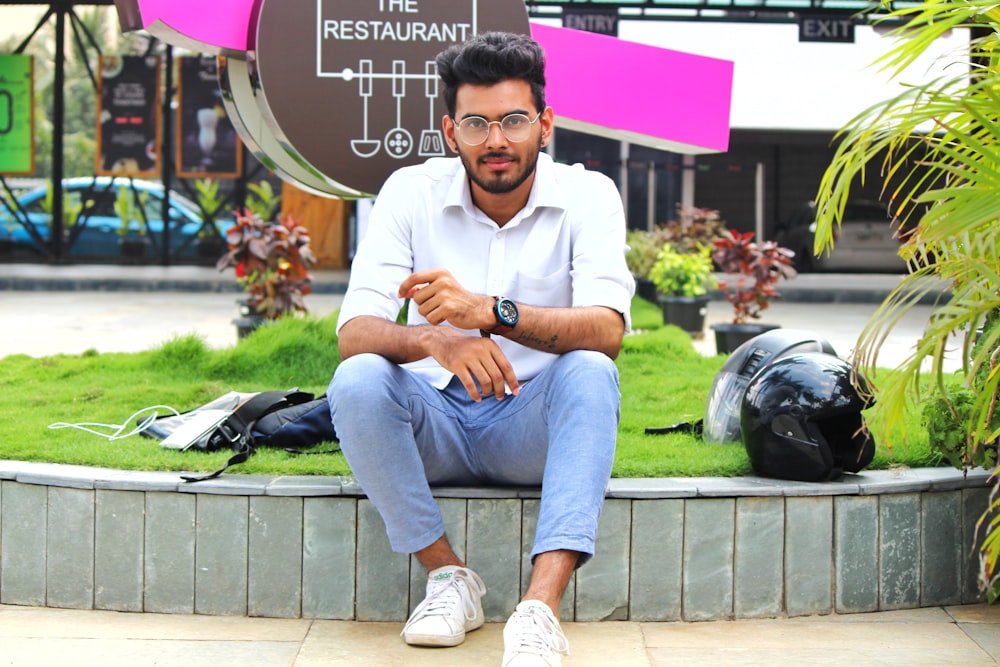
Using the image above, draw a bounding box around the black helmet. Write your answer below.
[740,352,875,481]
[703,329,838,444]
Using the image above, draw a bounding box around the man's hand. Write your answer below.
[422,326,520,401]
[397,269,519,401]
[399,269,492,331]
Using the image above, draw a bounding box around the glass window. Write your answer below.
[629,144,681,229]
[552,127,620,186]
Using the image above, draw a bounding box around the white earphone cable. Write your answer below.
[48,405,181,441]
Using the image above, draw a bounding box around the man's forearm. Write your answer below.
[340,304,625,364]
[501,305,624,360]
[338,315,439,364]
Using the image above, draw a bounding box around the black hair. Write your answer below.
[435,31,546,118]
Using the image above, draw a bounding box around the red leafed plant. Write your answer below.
[711,229,797,324]
[216,208,315,319]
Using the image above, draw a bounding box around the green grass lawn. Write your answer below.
[0,296,941,478]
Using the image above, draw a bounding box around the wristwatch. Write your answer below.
[481,296,519,337]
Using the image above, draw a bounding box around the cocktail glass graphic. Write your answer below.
[197,107,219,155]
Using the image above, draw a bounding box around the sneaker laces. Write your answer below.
[508,603,570,657]
[400,567,486,636]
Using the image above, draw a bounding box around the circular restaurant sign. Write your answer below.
[252,0,532,197]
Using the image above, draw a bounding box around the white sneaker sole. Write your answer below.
[404,617,484,647]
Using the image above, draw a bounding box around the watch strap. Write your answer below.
[483,322,514,337]
[481,296,517,337]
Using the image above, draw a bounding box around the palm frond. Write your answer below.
[816,0,1000,594]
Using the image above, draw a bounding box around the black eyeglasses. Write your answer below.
[454,110,543,145]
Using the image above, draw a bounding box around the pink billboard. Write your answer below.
[112,0,733,195]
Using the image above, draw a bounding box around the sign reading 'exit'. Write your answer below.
[798,13,855,43]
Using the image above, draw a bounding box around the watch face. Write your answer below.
[497,298,519,326]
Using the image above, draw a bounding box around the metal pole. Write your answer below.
[646,159,656,231]
[755,161,765,240]
[51,6,65,261]
[618,140,628,224]
[161,43,172,265]
[681,154,695,210]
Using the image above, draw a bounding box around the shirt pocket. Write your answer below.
[515,262,572,307]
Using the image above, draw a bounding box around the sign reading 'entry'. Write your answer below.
[562,7,618,37]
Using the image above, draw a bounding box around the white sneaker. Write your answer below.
[401,566,486,647]
[502,600,570,666]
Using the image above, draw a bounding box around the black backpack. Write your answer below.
[143,389,339,482]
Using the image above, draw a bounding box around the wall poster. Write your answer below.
[0,54,35,176]
[96,54,161,177]
[176,55,242,178]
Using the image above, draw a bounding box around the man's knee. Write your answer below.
[328,353,396,407]
[554,350,620,388]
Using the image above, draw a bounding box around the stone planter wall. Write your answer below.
[0,460,990,622]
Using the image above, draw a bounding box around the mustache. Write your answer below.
[478,152,518,163]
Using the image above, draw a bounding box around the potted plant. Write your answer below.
[658,205,731,254]
[1,189,18,256]
[245,179,281,221]
[647,243,717,336]
[625,229,665,302]
[627,207,730,304]
[35,181,86,259]
[193,178,229,263]
[113,185,149,264]
[216,207,315,338]
[710,229,797,353]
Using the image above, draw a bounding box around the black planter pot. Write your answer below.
[234,299,267,338]
[0,238,18,261]
[196,237,227,265]
[658,295,710,337]
[635,276,658,303]
[234,316,266,339]
[711,322,782,355]
[119,237,150,265]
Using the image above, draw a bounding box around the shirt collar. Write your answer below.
[442,152,566,222]
[523,152,565,216]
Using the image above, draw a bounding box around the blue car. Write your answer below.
[0,177,233,261]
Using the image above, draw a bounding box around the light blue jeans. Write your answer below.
[327,349,620,564]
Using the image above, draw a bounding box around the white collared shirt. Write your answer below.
[337,152,635,389]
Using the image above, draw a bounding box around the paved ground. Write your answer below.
[0,289,345,357]
[0,602,997,666]
[0,264,964,372]
[0,263,993,666]
[0,290,964,373]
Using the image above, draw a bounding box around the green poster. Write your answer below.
[0,54,34,176]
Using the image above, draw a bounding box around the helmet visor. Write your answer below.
[704,371,750,444]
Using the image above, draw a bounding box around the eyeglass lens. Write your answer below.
[457,112,540,145]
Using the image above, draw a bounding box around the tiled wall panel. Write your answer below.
[0,464,989,620]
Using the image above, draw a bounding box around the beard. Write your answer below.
[456,136,542,195]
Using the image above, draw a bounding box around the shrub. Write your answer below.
[711,230,797,324]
